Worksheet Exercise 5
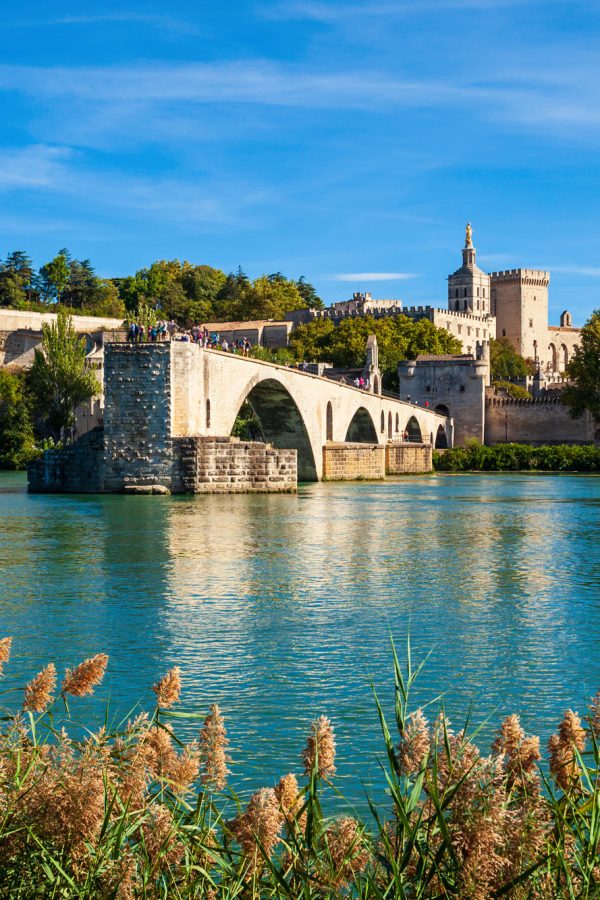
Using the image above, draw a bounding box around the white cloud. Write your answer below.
[0,145,73,189]
[551,265,600,278]
[260,0,571,21]
[12,12,200,35]
[328,272,417,281]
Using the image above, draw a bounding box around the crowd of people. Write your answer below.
[126,321,253,356]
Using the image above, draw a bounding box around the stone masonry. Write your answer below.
[174,437,296,493]
[322,443,386,480]
[385,442,433,474]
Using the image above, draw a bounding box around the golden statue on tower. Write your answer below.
[465,222,473,247]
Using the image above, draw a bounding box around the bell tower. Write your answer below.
[448,223,491,315]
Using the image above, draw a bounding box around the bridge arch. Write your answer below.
[434,424,448,448]
[345,407,378,443]
[406,415,423,442]
[435,403,450,417]
[231,377,318,481]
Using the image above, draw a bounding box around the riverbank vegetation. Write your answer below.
[434,441,600,472]
[0,638,598,898]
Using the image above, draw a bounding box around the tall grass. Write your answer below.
[0,637,599,898]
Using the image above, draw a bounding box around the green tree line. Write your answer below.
[0,250,324,324]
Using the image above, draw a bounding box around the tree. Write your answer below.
[562,310,600,421]
[490,337,529,381]
[0,370,37,468]
[0,251,35,308]
[296,275,324,309]
[30,309,99,442]
[289,313,462,388]
[36,249,71,304]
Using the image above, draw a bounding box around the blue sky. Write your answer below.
[1,0,600,322]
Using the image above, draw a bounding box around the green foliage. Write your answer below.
[231,401,264,441]
[434,440,600,472]
[250,345,296,366]
[492,379,532,400]
[490,337,531,380]
[290,314,462,386]
[563,309,600,422]
[0,639,599,897]
[0,251,35,308]
[0,370,37,469]
[30,309,99,442]
[296,275,324,309]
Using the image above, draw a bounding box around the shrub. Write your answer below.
[0,638,599,897]
[434,442,600,472]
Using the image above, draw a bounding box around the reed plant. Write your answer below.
[0,636,598,898]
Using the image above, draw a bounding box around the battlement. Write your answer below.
[489,268,550,286]
[486,394,562,407]
[402,306,493,323]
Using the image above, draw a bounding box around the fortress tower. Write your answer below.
[448,223,492,315]
[490,268,550,367]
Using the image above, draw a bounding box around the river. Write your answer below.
[1,471,599,808]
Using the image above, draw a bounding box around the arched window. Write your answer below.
[395,413,399,433]
[477,287,480,297]
[482,287,486,298]
[463,288,467,298]
[206,398,211,428]
[326,401,333,441]
[388,411,393,439]
[455,288,459,298]
[455,300,460,311]
[381,411,385,433]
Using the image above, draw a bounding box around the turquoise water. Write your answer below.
[1,471,600,807]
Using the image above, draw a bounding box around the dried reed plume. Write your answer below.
[398,708,430,775]
[152,667,181,708]
[229,787,283,874]
[61,653,108,697]
[493,714,541,789]
[0,637,12,676]
[23,663,57,713]
[322,816,371,891]
[275,773,305,829]
[199,704,230,790]
[548,709,586,792]
[301,715,336,779]
[589,691,600,739]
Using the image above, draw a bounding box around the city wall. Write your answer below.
[485,396,597,445]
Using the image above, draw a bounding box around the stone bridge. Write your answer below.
[28,341,454,494]
[105,342,452,483]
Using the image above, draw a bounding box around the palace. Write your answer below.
[289,224,582,377]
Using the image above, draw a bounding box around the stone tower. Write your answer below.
[448,223,492,315]
[489,268,550,367]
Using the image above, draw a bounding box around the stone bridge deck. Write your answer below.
[104,342,452,483]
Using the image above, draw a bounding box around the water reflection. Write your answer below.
[1,474,600,805]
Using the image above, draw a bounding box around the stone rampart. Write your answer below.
[485,395,596,445]
[28,428,104,493]
[174,437,296,493]
[385,442,432,474]
[322,443,386,480]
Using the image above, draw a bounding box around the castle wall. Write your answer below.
[547,326,580,373]
[485,396,596,445]
[398,357,486,447]
[491,269,550,365]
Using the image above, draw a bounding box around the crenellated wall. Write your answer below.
[485,395,596,445]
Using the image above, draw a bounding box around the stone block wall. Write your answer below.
[28,428,105,493]
[322,443,385,480]
[103,343,174,491]
[485,396,596,445]
[174,437,297,493]
[385,442,433,474]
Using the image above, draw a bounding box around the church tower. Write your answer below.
[448,224,491,315]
